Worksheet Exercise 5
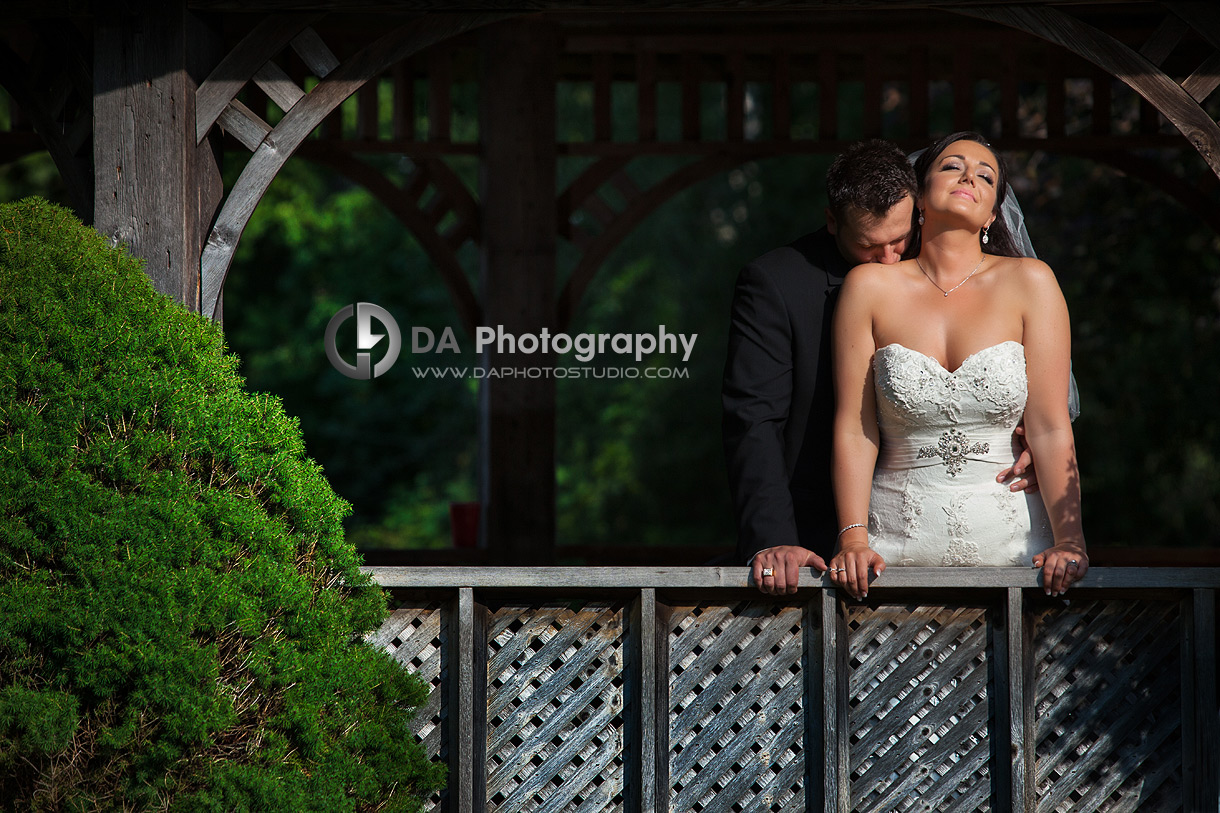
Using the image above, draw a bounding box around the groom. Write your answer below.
[722,139,1035,596]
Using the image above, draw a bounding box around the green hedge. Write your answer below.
[0,198,444,811]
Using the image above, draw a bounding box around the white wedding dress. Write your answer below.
[868,341,1053,566]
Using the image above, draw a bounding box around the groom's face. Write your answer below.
[826,195,914,266]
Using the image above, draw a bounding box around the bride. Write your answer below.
[829,131,1087,599]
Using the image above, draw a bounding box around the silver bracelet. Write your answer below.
[837,523,867,537]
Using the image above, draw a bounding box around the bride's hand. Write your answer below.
[1032,546,1088,596]
[828,545,886,600]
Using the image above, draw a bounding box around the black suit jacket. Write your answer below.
[723,228,850,564]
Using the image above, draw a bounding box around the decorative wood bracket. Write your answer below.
[195,13,508,321]
[556,155,739,331]
[955,3,1220,179]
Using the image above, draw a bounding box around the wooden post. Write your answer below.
[1004,586,1033,811]
[478,19,558,564]
[819,590,848,813]
[93,0,222,314]
[449,587,487,813]
[1183,588,1218,812]
[625,588,662,813]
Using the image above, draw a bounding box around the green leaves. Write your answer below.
[0,198,443,811]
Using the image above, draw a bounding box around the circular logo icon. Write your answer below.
[325,302,401,379]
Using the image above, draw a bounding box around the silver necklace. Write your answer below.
[915,255,986,297]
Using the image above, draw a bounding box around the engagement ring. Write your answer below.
[761,568,774,577]
[1069,559,1078,566]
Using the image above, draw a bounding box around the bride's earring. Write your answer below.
[918,211,925,226]
[981,226,990,245]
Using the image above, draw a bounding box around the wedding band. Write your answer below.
[1068,559,1078,566]
[761,568,773,577]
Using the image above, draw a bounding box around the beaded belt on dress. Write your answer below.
[877,427,1015,475]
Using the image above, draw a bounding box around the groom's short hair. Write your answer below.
[826,139,917,220]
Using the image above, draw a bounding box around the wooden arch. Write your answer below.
[187,3,1220,336]
[962,4,1220,174]
[194,12,506,320]
[302,150,483,335]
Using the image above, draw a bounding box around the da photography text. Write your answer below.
[325,302,697,380]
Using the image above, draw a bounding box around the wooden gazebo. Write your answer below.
[3,0,1219,563]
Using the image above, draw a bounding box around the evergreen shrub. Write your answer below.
[0,198,444,811]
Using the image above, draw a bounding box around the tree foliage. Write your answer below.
[222,159,479,549]
[0,198,444,810]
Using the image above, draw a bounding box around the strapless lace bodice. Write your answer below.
[867,341,1051,566]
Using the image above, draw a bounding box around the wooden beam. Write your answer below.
[391,58,414,140]
[773,50,791,141]
[1000,46,1019,138]
[94,0,223,311]
[357,76,380,139]
[957,4,1220,180]
[1187,589,1219,810]
[364,566,1220,590]
[1182,50,1220,103]
[1165,1,1220,53]
[726,50,744,141]
[478,18,558,564]
[183,0,1158,10]
[863,49,881,138]
[217,99,272,150]
[1139,11,1189,67]
[637,50,657,142]
[952,48,972,131]
[1092,68,1111,135]
[1047,48,1066,138]
[625,588,660,812]
[818,48,836,140]
[908,44,928,139]
[427,46,451,141]
[291,26,340,77]
[195,13,318,143]
[592,51,612,141]
[681,52,700,142]
[252,59,307,113]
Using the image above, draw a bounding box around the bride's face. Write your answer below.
[920,139,999,232]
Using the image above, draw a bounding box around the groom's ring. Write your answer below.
[1068,559,1078,567]
[761,568,774,577]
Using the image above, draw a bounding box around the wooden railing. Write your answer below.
[365,567,1220,813]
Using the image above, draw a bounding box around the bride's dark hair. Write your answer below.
[906,131,1023,259]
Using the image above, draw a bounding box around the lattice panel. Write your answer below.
[846,604,994,813]
[669,602,805,813]
[486,602,626,812]
[368,597,448,812]
[1033,598,1183,813]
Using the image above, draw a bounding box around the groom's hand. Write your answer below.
[998,424,1039,494]
[752,545,828,595]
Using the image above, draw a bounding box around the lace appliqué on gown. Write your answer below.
[940,495,981,566]
[868,342,1053,567]
[901,491,923,539]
